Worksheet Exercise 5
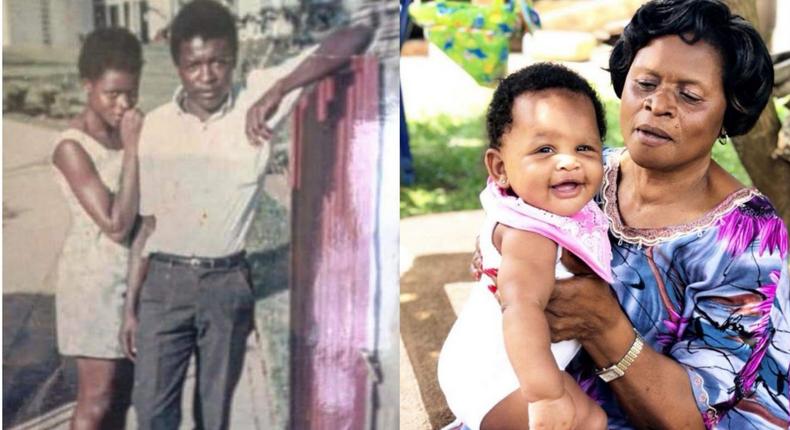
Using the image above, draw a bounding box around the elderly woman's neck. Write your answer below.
[628,156,713,205]
[617,153,740,229]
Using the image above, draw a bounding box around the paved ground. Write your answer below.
[2,118,279,429]
[400,210,484,429]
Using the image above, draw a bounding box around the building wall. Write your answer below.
[3,0,11,45]
[4,0,46,47]
[3,0,92,48]
[143,0,176,39]
[51,0,94,47]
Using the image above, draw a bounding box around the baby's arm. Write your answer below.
[496,225,573,425]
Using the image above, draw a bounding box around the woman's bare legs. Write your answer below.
[70,357,133,430]
[481,372,606,430]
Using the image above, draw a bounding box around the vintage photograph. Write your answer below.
[3,0,398,429]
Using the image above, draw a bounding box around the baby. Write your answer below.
[438,63,612,430]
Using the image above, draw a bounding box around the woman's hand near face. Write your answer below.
[120,108,144,150]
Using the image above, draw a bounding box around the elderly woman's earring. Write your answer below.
[718,128,729,145]
[499,177,507,185]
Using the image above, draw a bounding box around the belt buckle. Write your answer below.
[188,257,202,268]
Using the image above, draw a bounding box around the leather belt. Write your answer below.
[150,251,246,270]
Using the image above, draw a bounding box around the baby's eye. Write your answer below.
[576,144,596,152]
[536,146,553,154]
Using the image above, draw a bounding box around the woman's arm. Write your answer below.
[547,277,705,429]
[52,109,143,243]
[120,215,155,361]
[497,226,571,417]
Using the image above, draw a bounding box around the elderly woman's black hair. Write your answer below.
[78,27,143,81]
[169,0,238,65]
[609,0,773,137]
[486,62,607,149]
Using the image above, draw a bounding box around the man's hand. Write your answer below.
[528,391,576,430]
[246,82,286,145]
[120,312,139,361]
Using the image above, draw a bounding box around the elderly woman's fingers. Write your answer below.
[547,276,622,342]
[546,312,578,342]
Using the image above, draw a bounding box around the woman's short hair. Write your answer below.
[78,27,143,81]
[487,62,607,149]
[169,0,238,65]
[610,0,773,137]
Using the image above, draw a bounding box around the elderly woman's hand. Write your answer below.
[546,275,625,344]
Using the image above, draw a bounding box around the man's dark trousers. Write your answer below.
[133,257,254,430]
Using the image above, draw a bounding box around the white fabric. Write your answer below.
[52,129,129,358]
[139,46,316,257]
[437,217,582,430]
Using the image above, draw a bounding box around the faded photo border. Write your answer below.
[3,0,399,428]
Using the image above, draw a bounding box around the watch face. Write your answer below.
[597,367,623,383]
[598,370,615,383]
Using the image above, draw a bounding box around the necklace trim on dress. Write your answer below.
[601,148,761,247]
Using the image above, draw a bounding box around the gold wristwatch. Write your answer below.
[595,328,644,383]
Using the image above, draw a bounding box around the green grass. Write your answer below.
[401,97,755,218]
[400,115,488,217]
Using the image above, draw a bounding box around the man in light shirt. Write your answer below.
[119,2,371,428]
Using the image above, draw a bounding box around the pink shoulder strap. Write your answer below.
[480,179,613,283]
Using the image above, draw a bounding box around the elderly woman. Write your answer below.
[467,0,789,428]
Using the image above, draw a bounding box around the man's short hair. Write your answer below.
[169,0,238,65]
[78,27,143,81]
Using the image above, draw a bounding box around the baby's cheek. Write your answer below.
[589,160,605,180]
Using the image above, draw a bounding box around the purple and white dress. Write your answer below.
[564,148,790,429]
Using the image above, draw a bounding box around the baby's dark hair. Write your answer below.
[169,0,238,65]
[610,0,772,137]
[78,27,143,81]
[486,63,606,149]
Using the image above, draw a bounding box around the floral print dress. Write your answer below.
[52,129,128,359]
[566,148,790,429]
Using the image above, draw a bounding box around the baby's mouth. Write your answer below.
[550,180,584,197]
[551,180,581,191]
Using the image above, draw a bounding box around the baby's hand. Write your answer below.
[528,391,576,430]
